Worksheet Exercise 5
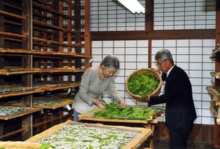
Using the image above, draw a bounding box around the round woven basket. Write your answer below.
[125,68,162,102]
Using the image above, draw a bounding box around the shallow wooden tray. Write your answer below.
[26,120,153,149]
[34,82,79,91]
[0,88,43,99]
[3,97,74,110]
[78,106,163,124]
[0,141,53,149]
[33,97,74,109]
[0,69,39,75]
[207,86,220,101]
[211,72,220,79]
[0,106,42,120]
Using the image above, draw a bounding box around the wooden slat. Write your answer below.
[0,10,25,20]
[4,2,22,11]
[33,42,57,47]
[5,37,22,42]
[33,1,76,20]
[4,20,22,26]
[33,12,55,20]
[33,19,75,33]
[0,31,26,38]
[33,27,56,34]
[0,128,25,139]
[33,37,80,47]
[59,0,75,6]
[33,0,57,9]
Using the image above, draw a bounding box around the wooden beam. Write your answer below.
[91,29,215,40]
[145,0,153,32]
[84,0,91,69]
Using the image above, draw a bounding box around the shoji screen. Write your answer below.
[154,0,216,30]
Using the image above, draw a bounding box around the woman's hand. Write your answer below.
[119,100,126,108]
[93,99,106,109]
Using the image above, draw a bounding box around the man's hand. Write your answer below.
[145,95,150,102]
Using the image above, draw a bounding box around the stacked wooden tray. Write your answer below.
[33,82,80,91]
[0,86,43,98]
[211,72,220,79]
[3,97,74,110]
[0,66,39,75]
[26,120,153,149]
[0,141,52,149]
[0,49,92,59]
[78,106,163,124]
[0,106,42,120]
[207,86,220,124]
[33,97,74,109]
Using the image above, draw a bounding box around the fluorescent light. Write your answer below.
[118,0,145,14]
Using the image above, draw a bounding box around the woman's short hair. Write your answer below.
[155,49,174,64]
[100,55,120,69]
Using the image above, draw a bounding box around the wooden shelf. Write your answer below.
[0,31,26,39]
[3,97,74,110]
[0,10,25,20]
[0,49,91,59]
[33,82,80,91]
[0,106,42,121]
[211,72,220,79]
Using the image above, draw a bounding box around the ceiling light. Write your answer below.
[117,0,145,14]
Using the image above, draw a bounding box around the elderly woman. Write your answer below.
[72,55,126,122]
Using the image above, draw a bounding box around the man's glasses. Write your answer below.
[156,59,167,67]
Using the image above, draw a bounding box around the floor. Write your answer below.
[149,139,216,149]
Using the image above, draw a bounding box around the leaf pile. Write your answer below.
[127,72,160,99]
[95,102,158,120]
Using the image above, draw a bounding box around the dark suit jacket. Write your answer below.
[149,65,197,129]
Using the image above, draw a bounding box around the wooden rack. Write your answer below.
[208,48,220,148]
[0,0,91,141]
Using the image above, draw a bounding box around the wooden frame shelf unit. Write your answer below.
[0,0,34,141]
[0,0,91,141]
[32,0,90,92]
[210,1,220,146]
[31,0,91,134]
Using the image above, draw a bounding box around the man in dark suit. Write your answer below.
[145,49,197,149]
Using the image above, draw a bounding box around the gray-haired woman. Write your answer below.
[72,55,126,122]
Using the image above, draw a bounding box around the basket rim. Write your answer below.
[125,68,162,101]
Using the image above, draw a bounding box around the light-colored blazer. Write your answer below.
[72,66,121,114]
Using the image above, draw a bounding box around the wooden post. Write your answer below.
[21,0,33,140]
[214,1,220,148]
